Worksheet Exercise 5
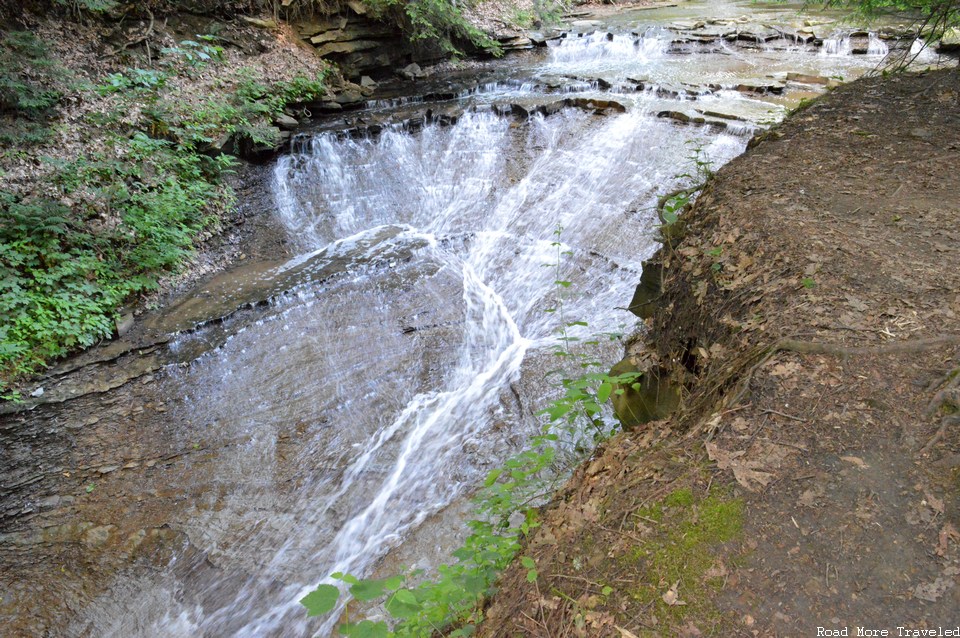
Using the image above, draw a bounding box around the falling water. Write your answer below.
[868,33,890,56]
[51,3,935,637]
[822,32,889,57]
[821,33,853,56]
[261,108,746,636]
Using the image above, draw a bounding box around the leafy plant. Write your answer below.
[0,37,329,395]
[0,32,68,147]
[531,0,569,27]
[52,0,118,15]
[361,0,501,55]
[161,36,225,74]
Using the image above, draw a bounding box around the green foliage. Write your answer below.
[821,0,959,55]
[0,32,67,147]
[0,37,329,395]
[0,130,229,385]
[657,142,715,241]
[301,584,342,617]
[507,8,536,29]
[660,193,687,226]
[531,0,569,27]
[362,0,501,55]
[679,141,714,183]
[0,32,63,118]
[161,37,225,74]
[52,0,119,15]
[825,0,958,22]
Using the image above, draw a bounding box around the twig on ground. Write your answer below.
[760,408,807,422]
[108,10,155,58]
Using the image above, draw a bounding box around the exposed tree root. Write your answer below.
[924,365,960,418]
[920,414,960,456]
[919,364,960,454]
[704,335,960,427]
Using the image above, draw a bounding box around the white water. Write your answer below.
[821,32,889,58]
[68,3,936,636]
[259,107,745,636]
[118,112,743,638]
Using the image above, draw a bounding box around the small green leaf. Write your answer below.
[384,588,421,619]
[596,381,612,403]
[520,556,535,570]
[526,568,538,583]
[383,575,404,591]
[484,468,503,487]
[350,578,386,601]
[340,619,389,638]
[300,584,340,617]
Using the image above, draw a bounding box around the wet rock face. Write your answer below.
[608,359,681,429]
[628,260,663,320]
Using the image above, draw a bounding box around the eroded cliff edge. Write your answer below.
[480,68,960,636]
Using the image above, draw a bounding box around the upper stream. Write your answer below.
[2,1,948,636]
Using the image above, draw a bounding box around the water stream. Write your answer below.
[4,2,942,636]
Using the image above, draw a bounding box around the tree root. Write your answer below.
[924,365,960,418]
[107,10,156,59]
[920,414,960,456]
[919,364,960,454]
[720,334,960,413]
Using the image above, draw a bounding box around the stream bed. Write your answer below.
[0,1,947,636]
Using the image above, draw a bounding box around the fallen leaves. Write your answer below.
[936,522,959,557]
[913,566,960,602]
[661,581,687,606]
[706,441,774,491]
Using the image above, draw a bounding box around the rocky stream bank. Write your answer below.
[2,1,959,636]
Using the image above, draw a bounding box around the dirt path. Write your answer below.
[480,68,960,637]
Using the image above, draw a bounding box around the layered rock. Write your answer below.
[294,5,436,79]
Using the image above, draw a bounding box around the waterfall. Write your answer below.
[867,33,889,56]
[57,7,915,636]
[547,28,670,70]
[821,33,852,56]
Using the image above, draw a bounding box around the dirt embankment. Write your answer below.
[480,69,960,636]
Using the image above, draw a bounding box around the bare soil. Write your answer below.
[479,68,960,637]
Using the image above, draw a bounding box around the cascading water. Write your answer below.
[547,28,670,68]
[82,107,744,636]
[821,32,889,57]
[868,33,890,56]
[250,109,746,637]
[822,33,853,56]
[31,3,939,637]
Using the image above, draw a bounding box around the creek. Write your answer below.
[0,1,938,636]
